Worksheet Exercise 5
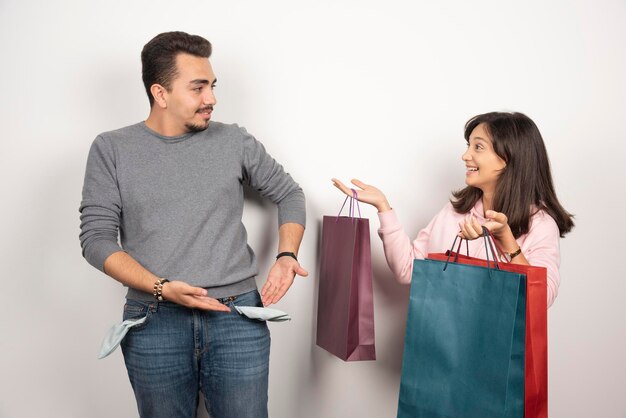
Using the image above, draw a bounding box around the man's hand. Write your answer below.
[261,256,308,306]
[162,281,231,312]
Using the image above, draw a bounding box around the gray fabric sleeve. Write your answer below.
[241,128,306,228]
[79,135,124,272]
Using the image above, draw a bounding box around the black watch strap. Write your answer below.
[276,251,298,261]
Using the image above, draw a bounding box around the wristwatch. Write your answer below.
[503,247,522,262]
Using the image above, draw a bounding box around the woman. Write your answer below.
[333,111,573,307]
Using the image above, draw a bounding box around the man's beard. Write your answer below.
[184,121,209,133]
[185,105,213,133]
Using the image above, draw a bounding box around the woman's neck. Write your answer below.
[481,192,494,215]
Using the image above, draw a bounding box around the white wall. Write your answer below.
[1,0,625,417]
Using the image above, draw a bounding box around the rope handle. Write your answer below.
[335,189,362,222]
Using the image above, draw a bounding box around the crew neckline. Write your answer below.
[140,122,198,143]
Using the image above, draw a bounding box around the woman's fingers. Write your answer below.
[470,215,483,235]
[331,178,353,196]
[350,178,368,189]
[486,210,508,225]
[459,215,482,239]
[332,178,390,211]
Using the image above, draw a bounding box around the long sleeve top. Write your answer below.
[377,199,561,307]
[79,121,305,301]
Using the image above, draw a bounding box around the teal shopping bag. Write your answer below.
[397,234,526,418]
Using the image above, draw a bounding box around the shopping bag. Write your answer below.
[398,231,526,418]
[316,191,376,361]
[429,233,548,418]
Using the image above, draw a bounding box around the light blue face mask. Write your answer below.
[97,306,290,359]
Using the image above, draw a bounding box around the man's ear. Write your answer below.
[150,84,168,109]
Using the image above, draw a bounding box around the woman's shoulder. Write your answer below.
[437,199,480,218]
[427,201,467,229]
[433,201,460,219]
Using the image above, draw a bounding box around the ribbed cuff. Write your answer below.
[377,208,400,231]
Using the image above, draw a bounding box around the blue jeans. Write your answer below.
[120,290,270,418]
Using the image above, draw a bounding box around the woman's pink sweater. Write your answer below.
[377,199,561,307]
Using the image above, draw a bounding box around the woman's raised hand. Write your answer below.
[458,210,518,250]
[331,178,392,212]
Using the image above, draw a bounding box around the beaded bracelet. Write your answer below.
[153,278,170,301]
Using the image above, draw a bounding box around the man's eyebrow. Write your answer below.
[189,78,217,85]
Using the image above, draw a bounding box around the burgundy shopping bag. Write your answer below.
[316,193,376,361]
[429,232,548,418]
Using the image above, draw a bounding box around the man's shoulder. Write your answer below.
[206,121,247,138]
[94,121,251,147]
[96,122,145,143]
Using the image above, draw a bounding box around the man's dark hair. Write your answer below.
[141,31,212,106]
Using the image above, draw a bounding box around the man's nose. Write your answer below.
[203,89,216,106]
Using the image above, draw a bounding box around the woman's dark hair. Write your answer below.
[451,112,574,238]
[141,31,212,106]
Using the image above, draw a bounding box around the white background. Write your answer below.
[1,1,625,417]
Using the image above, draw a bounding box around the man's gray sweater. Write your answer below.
[79,121,306,301]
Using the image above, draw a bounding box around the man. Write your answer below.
[79,31,307,418]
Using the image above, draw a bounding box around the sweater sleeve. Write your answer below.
[78,135,124,272]
[377,208,440,284]
[522,211,561,307]
[241,128,306,228]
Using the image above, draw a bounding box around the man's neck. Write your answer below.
[145,111,186,137]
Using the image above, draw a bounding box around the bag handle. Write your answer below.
[443,226,500,271]
[444,235,463,270]
[482,228,510,263]
[482,226,500,270]
[451,236,470,263]
[444,234,471,265]
[336,189,362,222]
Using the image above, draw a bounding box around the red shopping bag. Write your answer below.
[316,193,376,361]
[429,234,548,418]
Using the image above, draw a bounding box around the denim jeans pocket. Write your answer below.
[123,299,154,331]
